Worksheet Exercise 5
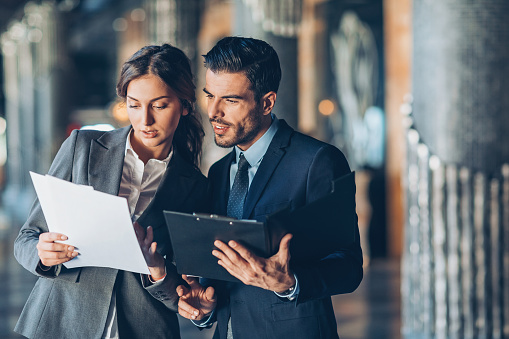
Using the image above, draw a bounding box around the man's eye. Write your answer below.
[205,94,213,99]
[226,99,238,104]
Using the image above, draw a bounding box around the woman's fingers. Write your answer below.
[37,232,78,267]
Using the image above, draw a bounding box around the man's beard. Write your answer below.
[211,109,264,149]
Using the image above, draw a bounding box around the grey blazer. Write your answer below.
[14,126,209,339]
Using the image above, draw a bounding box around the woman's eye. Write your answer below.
[153,105,167,110]
[128,104,139,109]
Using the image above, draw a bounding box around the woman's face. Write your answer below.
[126,74,187,161]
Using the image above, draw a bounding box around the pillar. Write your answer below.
[403,1,509,338]
[1,3,63,221]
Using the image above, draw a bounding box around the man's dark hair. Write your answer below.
[203,37,282,101]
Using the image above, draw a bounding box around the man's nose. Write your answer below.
[208,99,224,120]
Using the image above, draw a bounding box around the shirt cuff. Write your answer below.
[36,261,60,276]
[191,309,216,328]
[274,273,300,301]
[147,267,167,284]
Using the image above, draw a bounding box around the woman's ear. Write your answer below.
[261,91,277,115]
[181,101,190,116]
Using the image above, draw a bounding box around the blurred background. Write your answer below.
[1,0,509,338]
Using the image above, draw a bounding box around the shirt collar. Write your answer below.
[125,128,173,164]
[234,114,279,166]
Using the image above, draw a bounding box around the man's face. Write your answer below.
[204,70,270,151]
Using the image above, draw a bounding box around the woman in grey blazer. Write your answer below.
[14,44,208,339]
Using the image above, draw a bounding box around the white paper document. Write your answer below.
[30,172,150,275]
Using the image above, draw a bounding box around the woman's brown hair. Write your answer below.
[117,44,204,167]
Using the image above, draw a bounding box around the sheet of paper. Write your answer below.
[30,172,150,275]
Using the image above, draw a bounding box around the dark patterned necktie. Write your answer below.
[226,153,250,338]
[227,153,250,219]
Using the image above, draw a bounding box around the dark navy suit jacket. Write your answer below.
[208,120,363,339]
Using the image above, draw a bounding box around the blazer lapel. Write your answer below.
[216,150,236,215]
[137,148,199,228]
[88,127,130,195]
[243,120,293,219]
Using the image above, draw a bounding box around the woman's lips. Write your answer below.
[141,130,158,138]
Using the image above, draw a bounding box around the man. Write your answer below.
[177,37,363,339]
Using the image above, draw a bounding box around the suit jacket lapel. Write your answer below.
[88,127,130,195]
[137,148,198,228]
[243,120,293,219]
[216,150,236,215]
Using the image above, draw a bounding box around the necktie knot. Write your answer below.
[237,153,249,172]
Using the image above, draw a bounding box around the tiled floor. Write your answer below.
[0,210,400,339]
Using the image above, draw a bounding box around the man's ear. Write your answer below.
[261,91,277,115]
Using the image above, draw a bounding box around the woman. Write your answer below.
[13,44,208,339]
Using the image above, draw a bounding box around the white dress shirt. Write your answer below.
[102,130,172,338]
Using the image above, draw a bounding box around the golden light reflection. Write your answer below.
[318,99,335,116]
[111,101,129,123]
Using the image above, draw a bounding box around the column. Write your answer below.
[1,2,62,221]
[403,1,509,338]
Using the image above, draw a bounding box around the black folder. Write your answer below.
[164,171,357,282]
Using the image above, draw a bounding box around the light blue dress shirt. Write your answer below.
[228,116,299,300]
[193,116,299,328]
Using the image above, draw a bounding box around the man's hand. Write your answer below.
[177,275,217,321]
[134,222,165,280]
[37,232,78,267]
[212,233,295,293]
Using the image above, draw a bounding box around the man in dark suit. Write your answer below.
[177,37,363,339]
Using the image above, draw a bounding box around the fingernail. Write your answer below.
[72,252,78,257]
[230,241,236,247]
[61,235,68,240]
[68,246,73,251]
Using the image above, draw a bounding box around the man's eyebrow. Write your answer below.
[202,88,244,100]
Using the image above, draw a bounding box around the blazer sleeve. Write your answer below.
[141,261,182,312]
[141,171,211,311]
[292,144,363,303]
[14,130,81,280]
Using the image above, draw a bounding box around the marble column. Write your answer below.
[403,1,509,338]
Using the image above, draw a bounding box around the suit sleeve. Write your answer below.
[14,130,80,280]
[292,144,363,303]
[142,170,211,310]
[141,262,182,312]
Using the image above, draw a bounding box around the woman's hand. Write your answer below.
[37,232,78,268]
[133,222,166,280]
[177,275,217,321]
